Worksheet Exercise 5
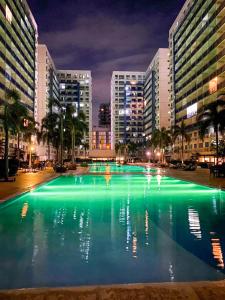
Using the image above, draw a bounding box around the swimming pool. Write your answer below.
[89,162,156,173]
[0,174,225,289]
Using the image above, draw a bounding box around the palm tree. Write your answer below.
[41,113,60,160]
[82,141,89,159]
[127,142,138,158]
[115,142,122,156]
[0,89,30,180]
[10,102,30,160]
[65,104,87,163]
[23,119,38,168]
[41,98,62,160]
[173,121,190,163]
[197,95,225,164]
[151,127,171,163]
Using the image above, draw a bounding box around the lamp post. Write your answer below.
[29,145,34,169]
[60,106,66,168]
[28,135,35,170]
[146,151,151,163]
[157,151,161,163]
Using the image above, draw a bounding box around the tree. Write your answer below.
[64,104,87,163]
[82,141,89,159]
[0,89,30,180]
[41,98,62,160]
[23,119,38,168]
[10,102,30,160]
[115,142,122,155]
[127,142,138,158]
[151,127,171,163]
[197,96,225,164]
[172,121,190,163]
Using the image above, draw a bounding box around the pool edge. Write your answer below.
[0,174,60,204]
[0,280,225,299]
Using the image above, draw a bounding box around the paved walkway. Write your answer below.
[130,163,225,189]
[0,168,57,202]
[164,168,225,189]
[0,167,90,202]
[0,280,225,299]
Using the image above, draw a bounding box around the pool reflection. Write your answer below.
[0,175,225,289]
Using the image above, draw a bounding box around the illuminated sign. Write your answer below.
[187,103,197,118]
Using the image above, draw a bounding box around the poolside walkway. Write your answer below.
[130,163,225,189]
[0,168,57,202]
[164,168,225,190]
[0,280,225,299]
[0,166,90,202]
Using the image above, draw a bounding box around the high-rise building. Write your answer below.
[144,49,170,141]
[0,0,38,156]
[169,0,225,162]
[111,71,145,149]
[57,70,92,147]
[99,103,110,127]
[36,44,59,160]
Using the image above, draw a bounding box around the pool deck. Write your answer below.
[164,168,225,190]
[0,168,58,202]
[127,163,225,190]
[0,166,90,202]
[0,280,225,299]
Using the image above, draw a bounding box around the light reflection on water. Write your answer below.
[0,175,225,289]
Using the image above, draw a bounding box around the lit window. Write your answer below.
[60,83,66,90]
[6,5,12,23]
[209,77,218,94]
[187,103,197,119]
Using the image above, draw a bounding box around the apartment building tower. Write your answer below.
[36,44,59,160]
[144,48,170,140]
[169,0,225,162]
[57,70,92,147]
[99,103,110,127]
[0,0,38,156]
[111,71,145,149]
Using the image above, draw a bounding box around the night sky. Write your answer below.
[28,0,184,124]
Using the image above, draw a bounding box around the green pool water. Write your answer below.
[89,162,156,173]
[0,174,225,289]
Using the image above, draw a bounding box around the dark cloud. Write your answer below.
[28,0,184,124]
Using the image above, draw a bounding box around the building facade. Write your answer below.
[144,48,170,141]
[169,0,225,162]
[99,103,110,127]
[57,70,92,147]
[92,126,111,150]
[111,71,145,150]
[0,0,38,157]
[36,44,59,160]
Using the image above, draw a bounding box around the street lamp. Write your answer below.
[60,106,66,167]
[29,146,34,170]
[146,151,151,163]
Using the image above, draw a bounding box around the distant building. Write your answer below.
[169,0,225,162]
[36,44,59,160]
[99,103,110,127]
[92,126,111,150]
[57,70,92,147]
[144,48,170,141]
[111,71,145,150]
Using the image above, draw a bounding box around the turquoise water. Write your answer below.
[89,163,156,173]
[0,174,225,289]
